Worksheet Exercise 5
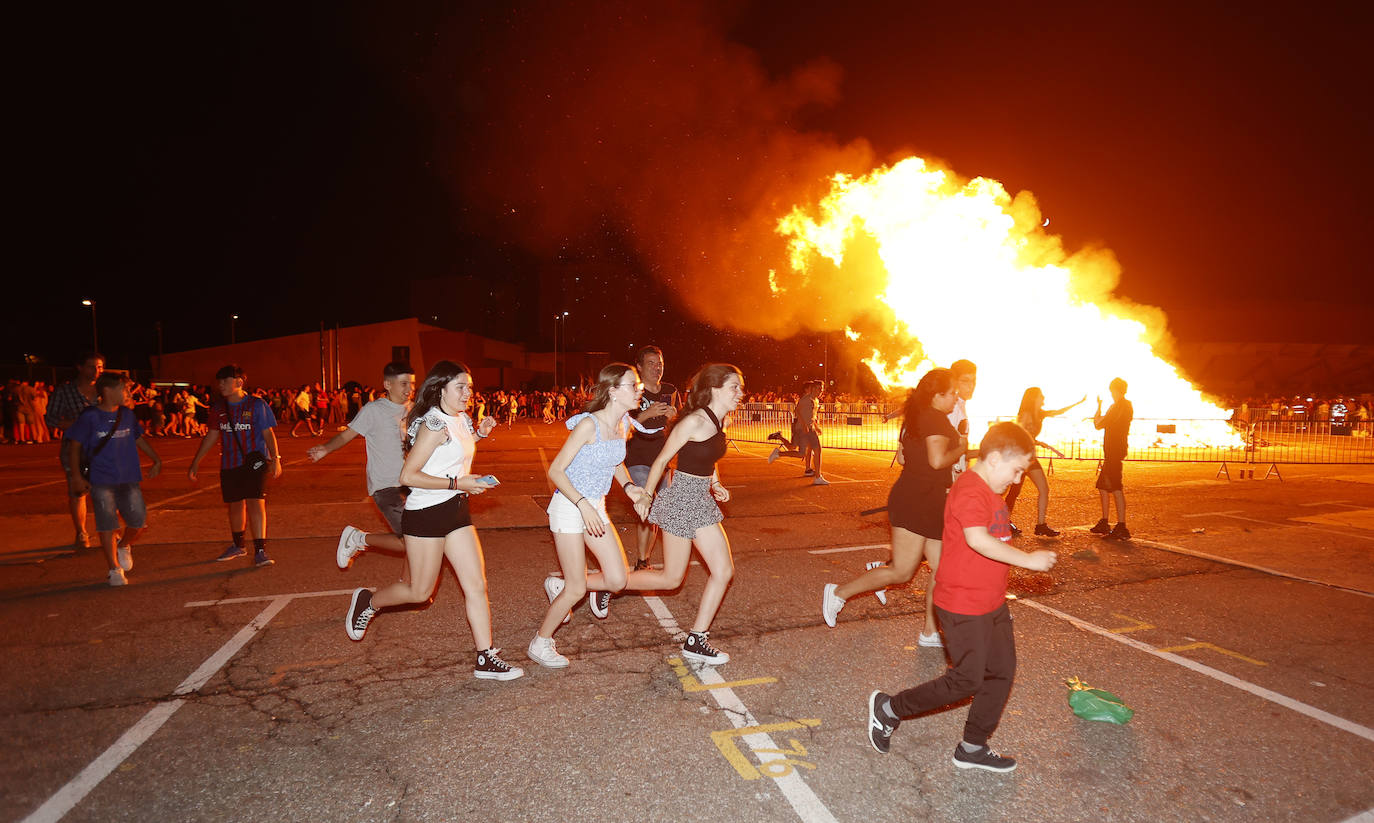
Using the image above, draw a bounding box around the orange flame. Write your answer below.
[777,157,1235,447]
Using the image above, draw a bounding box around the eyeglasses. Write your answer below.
[615,381,644,391]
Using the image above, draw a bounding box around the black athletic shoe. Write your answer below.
[1106,523,1131,541]
[682,631,729,664]
[633,558,651,572]
[766,431,783,442]
[1089,518,1112,535]
[952,743,1017,772]
[589,589,611,619]
[1034,523,1061,537]
[1008,522,1021,535]
[474,648,525,681]
[867,691,898,754]
[345,588,375,641]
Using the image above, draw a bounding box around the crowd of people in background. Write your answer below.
[1231,395,1372,425]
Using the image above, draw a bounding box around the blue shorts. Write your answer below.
[627,464,667,492]
[90,483,147,532]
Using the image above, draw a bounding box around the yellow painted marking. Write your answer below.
[1106,613,1155,634]
[668,657,778,691]
[711,719,822,780]
[268,658,347,686]
[1155,642,1267,666]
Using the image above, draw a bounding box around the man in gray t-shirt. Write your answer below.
[308,362,413,570]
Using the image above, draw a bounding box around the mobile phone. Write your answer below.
[478,475,500,486]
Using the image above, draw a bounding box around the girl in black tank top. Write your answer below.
[621,364,745,666]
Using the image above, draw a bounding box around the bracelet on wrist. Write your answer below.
[448,476,457,490]
[574,496,586,506]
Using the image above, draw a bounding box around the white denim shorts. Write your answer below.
[547,491,610,535]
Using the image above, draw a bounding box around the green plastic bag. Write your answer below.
[1065,677,1134,724]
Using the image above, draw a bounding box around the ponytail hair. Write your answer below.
[584,363,636,413]
[898,368,952,441]
[684,363,743,413]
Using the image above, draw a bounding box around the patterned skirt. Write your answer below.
[648,472,723,539]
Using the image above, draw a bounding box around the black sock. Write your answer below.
[232,530,246,548]
[253,538,267,553]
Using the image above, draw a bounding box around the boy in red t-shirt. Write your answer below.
[866,422,1057,772]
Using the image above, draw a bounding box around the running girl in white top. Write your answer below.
[344,360,523,681]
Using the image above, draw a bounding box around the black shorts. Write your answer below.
[221,465,267,503]
[1095,456,1124,492]
[402,493,472,538]
[371,486,407,534]
[887,476,947,540]
[1027,456,1043,474]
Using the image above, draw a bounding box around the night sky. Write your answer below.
[16,1,1372,385]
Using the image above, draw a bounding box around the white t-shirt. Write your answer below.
[347,397,408,495]
[948,397,968,478]
[404,408,476,511]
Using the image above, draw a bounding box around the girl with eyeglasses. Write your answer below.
[530,363,657,668]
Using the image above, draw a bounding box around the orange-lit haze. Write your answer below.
[774,157,1236,448]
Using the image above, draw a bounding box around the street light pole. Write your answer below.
[553,314,559,389]
[81,299,98,353]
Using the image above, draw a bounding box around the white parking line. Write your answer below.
[1016,598,1374,743]
[22,597,293,823]
[644,596,837,823]
[1131,537,1373,598]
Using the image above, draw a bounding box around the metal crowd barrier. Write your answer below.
[728,404,1374,467]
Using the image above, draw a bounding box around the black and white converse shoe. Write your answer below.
[681,631,729,665]
[345,588,376,641]
[474,648,525,681]
[588,590,611,619]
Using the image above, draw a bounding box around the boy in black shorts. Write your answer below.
[1090,378,1133,540]
[189,365,282,567]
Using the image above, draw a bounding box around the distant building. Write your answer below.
[154,318,602,390]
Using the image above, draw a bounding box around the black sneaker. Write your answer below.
[1106,523,1131,541]
[589,589,611,619]
[633,558,651,572]
[1034,523,1061,537]
[1008,522,1021,535]
[952,743,1017,772]
[474,648,525,681]
[1089,518,1112,535]
[766,431,783,442]
[867,691,898,754]
[682,631,729,664]
[345,588,376,641]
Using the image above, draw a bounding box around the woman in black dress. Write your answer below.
[822,368,965,645]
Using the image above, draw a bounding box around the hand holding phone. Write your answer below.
[478,475,500,487]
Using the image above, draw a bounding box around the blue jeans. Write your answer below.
[90,483,147,532]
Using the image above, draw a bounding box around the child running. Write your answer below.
[530,363,658,668]
[624,363,744,665]
[344,360,523,681]
[823,368,964,645]
[866,422,1057,772]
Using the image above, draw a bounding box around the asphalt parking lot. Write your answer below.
[2,426,1372,822]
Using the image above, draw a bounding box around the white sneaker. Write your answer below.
[336,525,365,569]
[117,543,133,572]
[544,575,571,624]
[918,631,943,648]
[813,475,830,486]
[767,447,781,464]
[865,560,887,605]
[108,568,127,587]
[527,634,570,668]
[822,583,845,627]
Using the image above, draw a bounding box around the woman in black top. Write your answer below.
[1004,387,1081,536]
[822,369,965,646]
[626,363,743,665]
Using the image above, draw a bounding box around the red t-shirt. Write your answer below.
[933,469,1014,615]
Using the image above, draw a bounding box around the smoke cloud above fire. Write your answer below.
[449,2,1174,376]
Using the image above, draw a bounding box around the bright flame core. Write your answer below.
[777,157,1235,448]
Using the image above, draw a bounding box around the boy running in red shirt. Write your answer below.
[866,422,1057,772]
